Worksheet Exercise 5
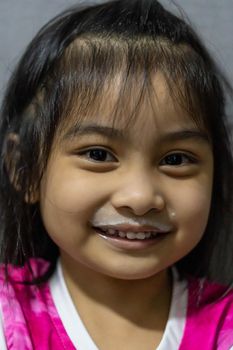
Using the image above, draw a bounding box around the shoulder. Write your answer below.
[180,277,233,350]
[0,259,65,349]
[0,258,50,284]
[188,277,233,312]
[0,258,52,321]
[0,258,52,319]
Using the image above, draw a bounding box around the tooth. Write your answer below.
[126,232,136,240]
[136,232,146,240]
[119,231,126,238]
[145,232,151,238]
[108,229,115,235]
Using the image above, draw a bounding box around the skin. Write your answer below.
[38,74,214,349]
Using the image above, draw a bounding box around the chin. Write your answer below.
[97,264,166,281]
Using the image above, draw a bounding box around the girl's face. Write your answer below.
[39,74,214,280]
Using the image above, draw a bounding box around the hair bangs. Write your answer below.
[45,34,219,140]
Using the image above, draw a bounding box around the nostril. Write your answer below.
[112,197,165,216]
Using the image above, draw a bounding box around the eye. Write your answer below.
[160,153,197,166]
[78,148,117,162]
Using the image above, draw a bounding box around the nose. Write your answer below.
[111,170,166,216]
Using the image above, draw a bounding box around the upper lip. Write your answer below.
[93,224,172,233]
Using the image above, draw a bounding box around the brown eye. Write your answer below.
[160,153,196,166]
[79,148,117,162]
[89,149,108,161]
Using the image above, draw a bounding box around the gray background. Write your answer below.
[0,0,233,118]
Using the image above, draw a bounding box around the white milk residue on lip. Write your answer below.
[90,216,174,233]
[90,210,173,232]
[90,206,176,240]
[90,208,175,248]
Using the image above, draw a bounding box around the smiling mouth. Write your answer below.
[93,226,169,241]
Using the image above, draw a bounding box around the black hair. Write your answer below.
[0,0,233,285]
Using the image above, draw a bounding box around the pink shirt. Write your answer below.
[0,259,233,349]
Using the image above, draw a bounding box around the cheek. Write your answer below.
[168,176,213,236]
[39,170,91,248]
[40,168,104,215]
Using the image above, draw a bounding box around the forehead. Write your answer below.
[57,72,200,142]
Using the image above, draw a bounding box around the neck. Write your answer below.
[60,255,172,328]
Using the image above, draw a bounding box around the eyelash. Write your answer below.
[77,147,197,166]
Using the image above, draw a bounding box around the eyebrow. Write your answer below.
[63,123,126,141]
[159,129,210,144]
[62,123,210,144]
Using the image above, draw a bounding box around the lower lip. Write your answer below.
[93,228,169,251]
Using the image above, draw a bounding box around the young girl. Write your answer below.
[0,0,233,349]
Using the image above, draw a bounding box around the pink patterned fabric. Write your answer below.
[179,278,233,349]
[0,259,76,350]
[0,258,233,349]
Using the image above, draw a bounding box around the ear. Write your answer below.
[5,133,40,204]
